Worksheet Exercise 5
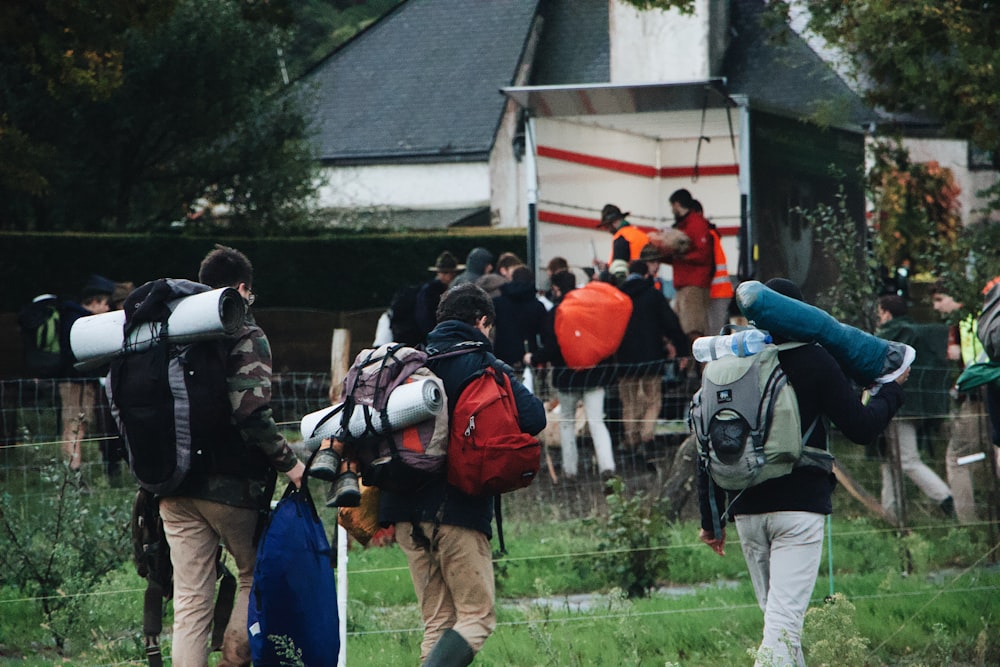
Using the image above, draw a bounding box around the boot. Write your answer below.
[421,628,474,667]
[309,447,342,482]
[940,496,955,518]
[325,471,361,507]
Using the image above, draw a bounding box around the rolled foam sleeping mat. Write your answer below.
[70,287,245,371]
[736,280,889,384]
[299,376,445,443]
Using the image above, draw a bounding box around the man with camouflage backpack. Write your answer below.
[147,246,304,667]
[696,278,908,667]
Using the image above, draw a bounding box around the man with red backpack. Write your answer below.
[379,283,545,666]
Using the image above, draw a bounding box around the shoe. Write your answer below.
[326,471,361,507]
[874,342,916,385]
[940,496,955,518]
[310,448,342,482]
[421,628,474,667]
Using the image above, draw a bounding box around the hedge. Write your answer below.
[0,230,530,312]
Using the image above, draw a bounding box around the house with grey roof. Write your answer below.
[304,0,938,291]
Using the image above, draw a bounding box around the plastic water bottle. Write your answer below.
[692,329,772,362]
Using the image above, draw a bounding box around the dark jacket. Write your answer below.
[876,315,951,417]
[378,319,545,537]
[533,303,617,391]
[698,343,905,530]
[414,279,448,342]
[616,275,687,376]
[492,280,547,368]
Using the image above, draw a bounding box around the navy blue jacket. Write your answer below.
[379,320,545,537]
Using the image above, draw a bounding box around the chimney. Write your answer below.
[609,0,730,83]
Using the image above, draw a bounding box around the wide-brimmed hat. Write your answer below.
[428,251,465,273]
[598,204,629,228]
[638,243,664,262]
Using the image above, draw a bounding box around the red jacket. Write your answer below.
[669,210,713,289]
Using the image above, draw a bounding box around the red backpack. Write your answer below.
[446,361,540,496]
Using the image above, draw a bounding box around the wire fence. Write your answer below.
[1,361,997,519]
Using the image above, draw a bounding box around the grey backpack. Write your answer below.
[689,342,833,492]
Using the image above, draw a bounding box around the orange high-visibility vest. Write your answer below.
[709,229,734,299]
[608,224,651,264]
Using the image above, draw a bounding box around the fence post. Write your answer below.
[329,328,351,666]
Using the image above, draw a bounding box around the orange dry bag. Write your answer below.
[554,281,633,369]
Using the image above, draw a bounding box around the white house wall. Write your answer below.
[315,162,490,210]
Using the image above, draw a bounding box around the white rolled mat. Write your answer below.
[70,287,245,371]
[300,377,445,442]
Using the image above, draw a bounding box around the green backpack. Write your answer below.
[689,342,833,494]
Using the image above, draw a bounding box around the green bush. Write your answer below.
[580,477,672,598]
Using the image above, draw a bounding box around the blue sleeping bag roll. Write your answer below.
[736,280,906,385]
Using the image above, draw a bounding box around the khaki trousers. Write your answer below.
[396,521,496,661]
[946,399,989,524]
[618,375,662,448]
[59,380,98,470]
[159,496,259,667]
[675,285,710,339]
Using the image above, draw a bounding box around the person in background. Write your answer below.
[58,274,115,471]
[932,283,990,523]
[701,201,735,335]
[529,271,617,486]
[876,294,954,520]
[492,266,546,370]
[595,203,650,285]
[664,189,714,342]
[451,247,494,288]
[615,259,686,470]
[414,251,464,343]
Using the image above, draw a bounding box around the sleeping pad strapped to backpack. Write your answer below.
[106,278,261,495]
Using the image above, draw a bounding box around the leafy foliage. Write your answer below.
[775,1,1000,153]
[617,0,696,15]
[802,594,870,667]
[580,477,671,598]
[797,184,881,331]
[867,139,962,275]
[0,463,131,650]
[0,0,321,234]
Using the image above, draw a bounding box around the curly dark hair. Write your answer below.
[198,244,253,289]
[436,283,495,326]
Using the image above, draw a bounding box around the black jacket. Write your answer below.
[492,280,547,368]
[698,343,905,530]
[378,320,545,537]
[616,275,687,376]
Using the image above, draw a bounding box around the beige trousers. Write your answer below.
[59,380,98,470]
[618,375,662,448]
[675,285,710,339]
[159,496,259,667]
[396,521,496,661]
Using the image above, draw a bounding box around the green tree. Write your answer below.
[771,1,1000,154]
[0,0,320,234]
